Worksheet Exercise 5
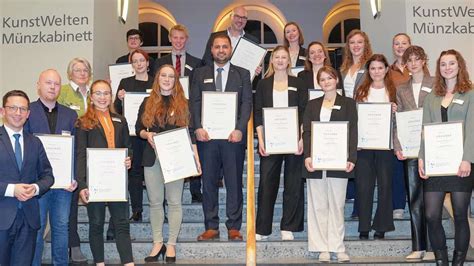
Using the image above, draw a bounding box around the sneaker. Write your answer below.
[423,251,435,261]
[337,252,350,262]
[255,233,269,241]
[280,230,294,241]
[393,209,404,219]
[406,251,424,260]
[319,252,330,262]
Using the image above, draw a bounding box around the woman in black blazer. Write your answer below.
[283,22,306,67]
[76,80,134,266]
[303,66,357,262]
[254,45,307,241]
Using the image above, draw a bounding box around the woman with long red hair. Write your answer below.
[136,64,201,263]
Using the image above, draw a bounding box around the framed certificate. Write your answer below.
[153,127,199,183]
[109,63,135,98]
[36,134,74,189]
[87,148,128,202]
[263,107,299,154]
[179,76,190,99]
[308,89,324,101]
[357,103,392,150]
[311,121,348,170]
[291,66,305,76]
[424,122,463,177]
[202,91,237,140]
[396,109,423,158]
[230,37,267,81]
[123,92,148,136]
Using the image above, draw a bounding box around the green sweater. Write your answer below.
[57,84,88,117]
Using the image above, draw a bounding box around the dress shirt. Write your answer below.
[214,62,230,92]
[227,28,245,49]
[69,80,90,111]
[3,125,40,197]
[171,51,186,77]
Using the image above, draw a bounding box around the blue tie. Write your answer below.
[216,67,224,92]
[13,134,22,170]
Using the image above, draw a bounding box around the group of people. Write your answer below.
[0,4,472,266]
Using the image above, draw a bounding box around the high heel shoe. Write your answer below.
[144,244,167,262]
[166,255,176,263]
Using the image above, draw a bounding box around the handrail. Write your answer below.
[245,112,256,266]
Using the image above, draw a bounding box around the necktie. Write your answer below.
[13,134,22,170]
[175,54,181,77]
[216,68,224,92]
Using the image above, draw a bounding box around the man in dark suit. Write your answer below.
[0,90,54,265]
[116,28,155,75]
[190,32,252,241]
[201,6,259,67]
[24,69,79,266]
[154,24,203,203]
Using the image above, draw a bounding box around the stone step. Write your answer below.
[42,238,460,263]
[74,219,454,241]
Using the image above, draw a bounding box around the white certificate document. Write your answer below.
[180,76,190,99]
[396,109,423,158]
[123,92,148,136]
[291,66,305,76]
[309,89,324,101]
[87,148,128,202]
[36,134,74,189]
[311,122,348,170]
[230,37,267,81]
[153,127,199,183]
[202,91,237,140]
[424,122,463,177]
[357,103,392,150]
[109,63,135,98]
[263,107,299,154]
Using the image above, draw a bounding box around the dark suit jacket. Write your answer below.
[201,30,259,66]
[116,53,156,76]
[0,126,54,230]
[298,70,345,96]
[302,94,358,179]
[190,63,252,140]
[294,46,306,67]
[254,75,307,127]
[154,52,202,79]
[393,76,434,152]
[24,100,78,135]
[75,113,132,191]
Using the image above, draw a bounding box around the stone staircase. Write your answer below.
[41,145,473,264]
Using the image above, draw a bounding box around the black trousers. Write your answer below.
[256,154,305,235]
[128,136,145,213]
[87,201,133,264]
[404,158,431,251]
[68,188,81,247]
[355,150,395,233]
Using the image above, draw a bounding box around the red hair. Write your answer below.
[77,80,116,130]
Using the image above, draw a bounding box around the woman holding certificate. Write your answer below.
[136,64,201,263]
[254,45,307,241]
[393,45,434,260]
[303,66,357,262]
[283,22,306,67]
[418,49,474,266]
[113,49,154,222]
[76,80,134,266]
[354,54,396,240]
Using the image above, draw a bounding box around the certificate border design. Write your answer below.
[230,36,267,81]
[310,121,349,171]
[356,102,393,150]
[201,91,238,140]
[123,91,149,136]
[262,107,299,155]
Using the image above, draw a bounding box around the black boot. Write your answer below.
[452,250,466,266]
[434,249,449,266]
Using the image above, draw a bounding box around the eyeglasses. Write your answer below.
[93,91,111,97]
[128,36,141,41]
[72,68,89,74]
[233,14,248,21]
[4,105,29,114]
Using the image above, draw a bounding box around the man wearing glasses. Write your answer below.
[0,90,54,265]
[201,6,259,66]
[116,29,155,75]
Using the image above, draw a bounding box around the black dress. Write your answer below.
[424,106,474,192]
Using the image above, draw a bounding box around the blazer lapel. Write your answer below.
[418,76,432,107]
[111,114,121,147]
[329,94,343,121]
[0,127,19,173]
[314,98,324,122]
[266,75,274,107]
[405,79,417,109]
[20,131,32,173]
[225,65,237,92]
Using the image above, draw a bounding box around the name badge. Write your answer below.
[146,89,152,93]
[61,130,71,136]
[453,99,464,105]
[357,69,365,74]
[298,56,306,61]
[332,105,341,110]
[185,64,193,71]
[288,86,297,91]
[204,79,213,84]
[421,86,432,93]
[111,117,122,123]
[69,105,80,110]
